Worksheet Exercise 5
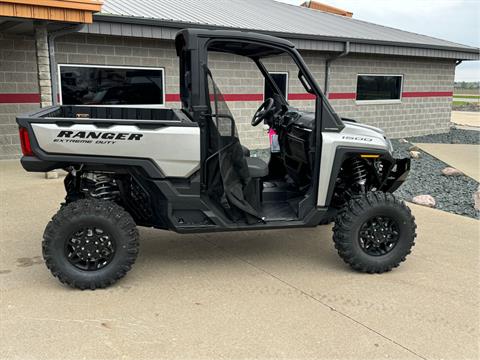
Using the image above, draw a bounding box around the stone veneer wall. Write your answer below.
[35,24,52,108]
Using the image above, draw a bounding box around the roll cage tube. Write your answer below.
[254,57,316,105]
[206,39,344,133]
[290,48,344,132]
[253,58,289,107]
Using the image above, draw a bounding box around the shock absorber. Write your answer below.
[91,174,120,201]
[350,158,367,188]
[81,172,120,201]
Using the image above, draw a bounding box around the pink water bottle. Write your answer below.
[268,128,280,153]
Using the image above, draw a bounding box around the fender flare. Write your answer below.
[324,146,394,206]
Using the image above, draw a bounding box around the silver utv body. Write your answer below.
[30,116,393,207]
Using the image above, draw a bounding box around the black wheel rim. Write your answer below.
[358,216,400,256]
[65,227,115,271]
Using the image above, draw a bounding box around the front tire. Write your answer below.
[333,192,416,273]
[43,199,139,289]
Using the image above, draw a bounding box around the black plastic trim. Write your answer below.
[16,107,197,128]
[325,146,395,206]
[20,156,65,173]
[382,158,411,193]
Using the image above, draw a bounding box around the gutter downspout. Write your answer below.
[324,41,350,97]
[48,24,85,105]
[453,60,462,101]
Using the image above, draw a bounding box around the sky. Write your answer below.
[276,0,480,82]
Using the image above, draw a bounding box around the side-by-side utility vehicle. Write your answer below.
[17,29,416,289]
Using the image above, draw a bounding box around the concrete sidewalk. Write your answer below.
[1,160,479,360]
[451,111,480,127]
[414,143,480,181]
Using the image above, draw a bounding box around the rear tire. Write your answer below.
[333,192,416,273]
[43,199,139,289]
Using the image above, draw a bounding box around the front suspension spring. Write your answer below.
[351,158,367,185]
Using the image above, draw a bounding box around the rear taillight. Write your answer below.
[19,127,33,156]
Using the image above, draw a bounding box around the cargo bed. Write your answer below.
[16,105,200,177]
[19,105,193,125]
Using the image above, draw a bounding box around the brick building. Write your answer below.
[0,0,478,158]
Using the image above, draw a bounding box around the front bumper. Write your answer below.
[381,158,411,193]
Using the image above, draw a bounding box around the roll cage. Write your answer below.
[175,29,345,212]
[175,28,344,133]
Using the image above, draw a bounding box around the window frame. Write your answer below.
[57,63,166,108]
[355,73,404,105]
[263,71,289,101]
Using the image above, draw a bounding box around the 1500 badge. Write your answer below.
[53,130,143,145]
[342,135,373,142]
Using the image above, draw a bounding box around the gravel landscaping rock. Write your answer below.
[412,194,436,208]
[474,186,480,211]
[441,167,463,176]
[409,150,421,159]
[452,103,479,112]
[405,128,479,145]
[392,134,479,219]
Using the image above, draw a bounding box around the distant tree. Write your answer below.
[454,81,479,89]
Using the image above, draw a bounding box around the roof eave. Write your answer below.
[93,13,480,58]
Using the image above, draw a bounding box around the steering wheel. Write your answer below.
[251,98,274,126]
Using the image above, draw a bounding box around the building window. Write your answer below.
[264,72,288,100]
[356,74,403,101]
[58,64,165,107]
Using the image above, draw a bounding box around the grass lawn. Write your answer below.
[453,101,470,106]
[453,94,480,99]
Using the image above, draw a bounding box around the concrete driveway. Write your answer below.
[1,161,479,360]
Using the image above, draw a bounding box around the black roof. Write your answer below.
[176,28,296,58]
[177,28,294,48]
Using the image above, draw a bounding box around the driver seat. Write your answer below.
[241,145,251,157]
[245,156,268,212]
[246,157,268,178]
[241,144,268,178]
